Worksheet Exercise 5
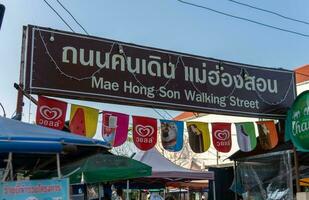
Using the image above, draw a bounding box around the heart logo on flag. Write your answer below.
[214,130,230,141]
[133,116,157,151]
[211,123,232,153]
[40,106,62,120]
[135,125,154,137]
[36,96,67,130]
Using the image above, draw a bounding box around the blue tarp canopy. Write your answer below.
[0,116,109,153]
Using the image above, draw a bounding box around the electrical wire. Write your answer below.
[152,107,166,119]
[42,0,75,33]
[176,0,309,38]
[0,102,6,117]
[227,0,309,26]
[41,0,177,120]
[56,0,89,35]
[163,109,174,119]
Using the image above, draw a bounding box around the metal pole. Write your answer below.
[126,180,129,200]
[56,153,61,178]
[234,161,237,200]
[212,180,216,200]
[293,147,301,192]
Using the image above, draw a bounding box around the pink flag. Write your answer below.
[102,111,129,147]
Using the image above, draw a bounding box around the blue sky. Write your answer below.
[0,0,308,121]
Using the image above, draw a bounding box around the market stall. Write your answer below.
[0,116,110,179]
[130,147,215,199]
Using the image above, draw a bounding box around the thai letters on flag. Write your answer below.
[70,104,99,138]
[160,120,184,152]
[187,122,210,153]
[36,96,67,130]
[133,116,157,151]
[211,123,232,153]
[235,122,257,152]
[256,121,278,150]
[102,111,129,147]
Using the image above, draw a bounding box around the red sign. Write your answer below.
[211,123,232,153]
[132,116,157,151]
[36,96,67,130]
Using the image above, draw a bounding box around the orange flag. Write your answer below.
[69,104,99,138]
[256,121,278,150]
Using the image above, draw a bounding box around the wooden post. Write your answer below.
[15,26,28,121]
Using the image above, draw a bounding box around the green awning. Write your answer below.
[35,154,152,184]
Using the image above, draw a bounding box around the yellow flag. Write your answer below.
[187,122,210,153]
[70,104,99,138]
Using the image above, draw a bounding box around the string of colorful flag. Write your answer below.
[36,96,279,153]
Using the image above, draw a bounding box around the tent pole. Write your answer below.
[163,188,166,199]
[9,152,13,181]
[139,189,141,200]
[126,180,129,200]
[56,153,61,178]
[212,180,216,200]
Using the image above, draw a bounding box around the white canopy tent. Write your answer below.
[133,148,214,181]
[133,148,216,200]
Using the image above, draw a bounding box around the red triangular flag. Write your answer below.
[132,116,157,151]
[211,123,232,153]
[36,96,67,130]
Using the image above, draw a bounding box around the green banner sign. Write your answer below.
[286,91,309,152]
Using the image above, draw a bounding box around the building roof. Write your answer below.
[173,112,199,121]
[295,64,309,84]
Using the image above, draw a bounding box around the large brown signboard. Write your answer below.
[22,25,296,119]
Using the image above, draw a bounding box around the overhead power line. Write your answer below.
[42,0,176,120]
[228,0,309,26]
[56,0,89,35]
[163,110,174,119]
[42,0,75,32]
[152,107,167,119]
[0,102,6,117]
[176,0,309,38]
